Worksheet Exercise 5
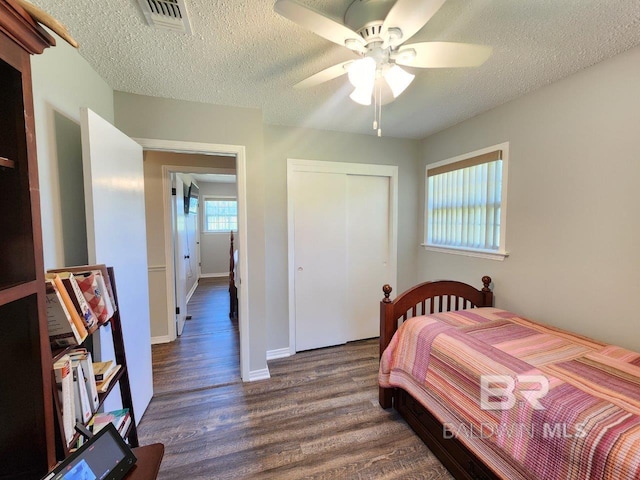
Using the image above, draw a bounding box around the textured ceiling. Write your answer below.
[32,0,640,139]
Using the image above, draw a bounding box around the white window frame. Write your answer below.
[201,195,238,234]
[422,142,509,261]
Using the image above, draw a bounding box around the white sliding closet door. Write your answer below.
[346,175,390,341]
[288,160,397,352]
[291,171,348,351]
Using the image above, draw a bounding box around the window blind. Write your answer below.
[427,150,503,251]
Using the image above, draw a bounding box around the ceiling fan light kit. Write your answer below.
[274,0,492,136]
[384,64,414,98]
[350,84,374,106]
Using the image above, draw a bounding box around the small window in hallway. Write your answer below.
[203,197,237,233]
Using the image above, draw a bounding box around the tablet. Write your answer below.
[41,423,137,480]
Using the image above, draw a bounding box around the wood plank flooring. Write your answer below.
[138,278,452,479]
[150,278,240,395]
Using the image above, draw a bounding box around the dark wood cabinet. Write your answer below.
[0,1,55,478]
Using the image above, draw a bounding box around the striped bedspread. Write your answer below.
[379,308,640,480]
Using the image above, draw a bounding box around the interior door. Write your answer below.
[172,175,187,336]
[80,107,153,418]
[292,171,347,351]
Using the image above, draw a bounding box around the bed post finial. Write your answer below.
[382,284,393,303]
[482,276,492,292]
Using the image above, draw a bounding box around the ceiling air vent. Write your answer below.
[137,0,193,34]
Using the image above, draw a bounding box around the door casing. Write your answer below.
[134,138,251,382]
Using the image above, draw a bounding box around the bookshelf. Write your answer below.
[50,267,140,457]
[0,1,55,479]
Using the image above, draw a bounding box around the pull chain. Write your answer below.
[372,83,382,137]
[377,84,382,137]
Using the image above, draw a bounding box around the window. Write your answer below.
[424,143,508,260]
[203,197,237,233]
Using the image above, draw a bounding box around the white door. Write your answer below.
[289,162,396,352]
[172,175,187,336]
[346,175,390,341]
[80,108,153,418]
[292,171,348,351]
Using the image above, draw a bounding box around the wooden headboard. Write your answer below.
[379,276,493,407]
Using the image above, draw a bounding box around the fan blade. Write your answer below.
[396,42,492,68]
[294,61,353,89]
[382,0,446,47]
[275,0,366,53]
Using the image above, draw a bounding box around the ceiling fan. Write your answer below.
[274,0,492,135]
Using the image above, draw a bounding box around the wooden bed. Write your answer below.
[379,276,499,480]
[379,278,640,480]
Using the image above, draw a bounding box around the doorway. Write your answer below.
[135,138,251,382]
[170,171,238,337]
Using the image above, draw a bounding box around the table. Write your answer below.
[126,443,164,480]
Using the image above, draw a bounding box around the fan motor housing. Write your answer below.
[344,0,394,43]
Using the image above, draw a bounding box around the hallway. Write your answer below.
[150,277,240,395]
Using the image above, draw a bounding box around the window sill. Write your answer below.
[203,231,237,235]
[421,244,509,261]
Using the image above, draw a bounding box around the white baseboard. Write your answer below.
[200,273,228,279]
[248,367,271,382]
[186,280,198,303]
[151,335,172,345]
[267,348,292,360]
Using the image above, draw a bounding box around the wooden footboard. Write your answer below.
[378,276,496,480]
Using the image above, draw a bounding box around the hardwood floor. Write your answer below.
[138,278,452,479]
[150,278,240,395]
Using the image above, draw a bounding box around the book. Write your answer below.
[48,264,117,316]
[91,408,130,436]
[96,364,122,394]
[72,361,93,424]
[70,271,114,325]
[55,272,99,334]
[69,349,99,412]
[53,355,76,446]
[46,274,89,345]
[45,278,86,348]
[92,360,115,382]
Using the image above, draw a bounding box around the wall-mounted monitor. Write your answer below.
[184,182,199,215]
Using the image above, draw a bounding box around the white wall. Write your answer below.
[199,181,238,277]
[418,45,640,352]
[264,125,421,352]
[31,40,114,269]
